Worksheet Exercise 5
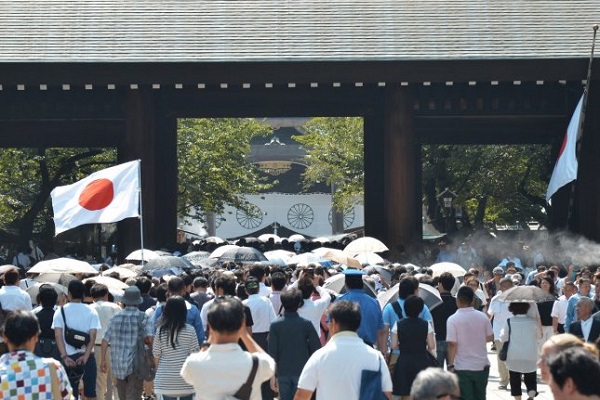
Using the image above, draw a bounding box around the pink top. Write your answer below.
[446,307,493,371]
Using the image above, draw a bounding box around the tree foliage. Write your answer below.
[422,144,552,230]
[293,117,364,211]
[0,148,116,242]
[177,118,273,221]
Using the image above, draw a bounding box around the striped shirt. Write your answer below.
[152,324,199,396]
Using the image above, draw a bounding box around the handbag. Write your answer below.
[499,319,511,362]
[60,307,90,349]
[359,357,387,400]
[35,337,61,360]
[133,312,157,381]
[226,355,259,400]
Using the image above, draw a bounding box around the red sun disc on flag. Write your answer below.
[79,179,114,210]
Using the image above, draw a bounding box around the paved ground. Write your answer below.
[486,346,552,400]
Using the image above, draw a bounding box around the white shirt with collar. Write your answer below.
[243,294,275,333]
[0,285,32,311]
[580,316,593,342]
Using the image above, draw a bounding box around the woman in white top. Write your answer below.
[153,296,199,400]
[296,275,331,340]
[500,302,538,400]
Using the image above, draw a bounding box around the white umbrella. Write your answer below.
[83,276,129,290]
[205,236,226,244]
[429,262,466,278]
[101,266,140,279]
[288,234,306,242]
[33,273,77,286]
[26,282,67,304]
[28,258,98,275]
[287,253,322,266]
[125,249,160,261]
[313,248,362,269]
[344,236,389,254]
[264,250,295,263]
[312,237,331,243]
[209,244,240,259]
[354,252,385,265]
[258,234,281,243]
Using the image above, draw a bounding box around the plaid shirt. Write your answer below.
[0,350,72,399]
[104,307,153,380]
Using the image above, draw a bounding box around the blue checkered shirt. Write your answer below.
[104,307,153,380]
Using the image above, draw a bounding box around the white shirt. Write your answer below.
[0,285,32,311]
[500,315,538,373]
[487,293,512,340]
[243,294,276,333]
[52,302,101,355]
[269,291,282,316]
[200,298,214,332]
[297,331,392,400]
[297,286,331,336]
[551,295,569,324]
[580,317,593,342]
[181,343,275,400]
[89,300,122,344]
[258,282,271,297]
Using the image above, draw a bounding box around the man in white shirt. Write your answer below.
[249,264,272,297]
[486,277,513,390]
[294,301,393,400]
[243,277,276,400]
[89,283,121,400]
[447,286,494,400]
[0,267,32,312]
[181,296,275,400]
[552,282,576,334]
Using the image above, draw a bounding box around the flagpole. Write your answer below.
[137,159,145,265]
[567,24,598,228]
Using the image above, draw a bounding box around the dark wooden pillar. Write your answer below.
[382,87,421,256]
[575,80,600,241]
[117,89,177,259]
[363,102,386,241]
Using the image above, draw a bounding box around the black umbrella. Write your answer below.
[141,256,194,271]
[217,247,268,263]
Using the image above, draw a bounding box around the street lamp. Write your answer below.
[437,188,458,233]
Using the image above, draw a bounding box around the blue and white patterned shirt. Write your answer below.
[103,307,153,380]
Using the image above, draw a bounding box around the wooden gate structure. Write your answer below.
[1,1,599,255]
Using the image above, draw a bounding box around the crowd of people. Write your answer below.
[0,237,598,400]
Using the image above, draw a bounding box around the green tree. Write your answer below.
[293,117,364,211]
[177,118,273,221]
[0,147,116,245]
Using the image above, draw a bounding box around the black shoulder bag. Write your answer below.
[231,355,259,400]
[60,307,90,349]
[499,319,511,361]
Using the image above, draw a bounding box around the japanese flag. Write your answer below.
[546,95,583,203]
[51,160,141,235]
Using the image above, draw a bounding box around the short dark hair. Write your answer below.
[244,277,260,295]
[37,285,58,308]
[249,264,266,281]
[548,347,600,396]
[167,277,185,294]
[215,275,237,296]
[68,279,85,300]
[456,286,474,305]
[3,268,20,285]
[438,272,455,291]
[90,283,109,300]
[83,280,95,297]
[344,274,364,290]
[280,288,303,312]
[207,296,245,334]
[271,272,286,291]
[404,295,425,318]
[398,276,418,299]
[329,301,361,332]
[508,302,530,315]
[135,277,152,294]
[297,276,315,299]
[155,283,169,303]
[193,276,209,289]
[4,311,39,347]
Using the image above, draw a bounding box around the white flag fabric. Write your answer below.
[51,160,140,235]
[546,95,583,203]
